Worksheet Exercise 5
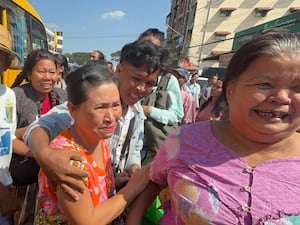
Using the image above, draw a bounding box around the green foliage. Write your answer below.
[63,52,89,65]
[110,50,121,63]
[72,52,90,65]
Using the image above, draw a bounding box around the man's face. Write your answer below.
[190,74,199,83]
[115,62,160,106]
[89,51,100,61]
[209,75,218,85]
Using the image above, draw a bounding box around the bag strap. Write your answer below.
[115,117,136,173]
[157,73,171,91]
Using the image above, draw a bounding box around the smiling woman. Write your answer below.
[10,49,67,225]
[126,33,300,225]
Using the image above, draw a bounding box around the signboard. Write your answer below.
[232,11,300,51]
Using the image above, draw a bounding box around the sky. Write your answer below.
[29,0,171,61]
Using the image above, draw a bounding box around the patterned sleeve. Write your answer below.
[149,127,181,187]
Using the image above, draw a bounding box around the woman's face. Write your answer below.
[210,80,223,97]
[226,55,300,143]
[69,82,122,140]
[27,59,58,98]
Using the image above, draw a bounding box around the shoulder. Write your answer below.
[54,87,67,95]
[0,85,15,100]
[166,74,180,90]
[132,102,145,116]
[53,87,67,102]
[12,83,30,94]
[180,121,211,141]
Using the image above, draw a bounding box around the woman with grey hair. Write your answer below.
[127,33,300,225]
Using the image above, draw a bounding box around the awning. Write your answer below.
[180,57,198,70]
[202,50,235,61]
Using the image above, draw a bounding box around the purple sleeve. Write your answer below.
[149,128,181,187]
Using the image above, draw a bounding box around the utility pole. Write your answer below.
[198,0,211,65]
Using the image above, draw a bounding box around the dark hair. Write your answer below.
[11,49,57,87]
[221,33,300,105]
[66,64,118,106]
[120,40,173,74]
[55,54,70,78]
[138,28,165,45]
[93,50,105,61]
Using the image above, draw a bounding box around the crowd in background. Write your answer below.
[1,24,300,225]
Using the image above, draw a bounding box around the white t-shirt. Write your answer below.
[0,84,16,186]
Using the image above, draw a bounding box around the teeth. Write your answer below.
[256,110,286,119]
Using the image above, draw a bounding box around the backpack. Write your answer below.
[142,73,179,152]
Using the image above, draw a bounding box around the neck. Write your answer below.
[212,120,300,167]
[69,126,99,153]
[122,104,128,117]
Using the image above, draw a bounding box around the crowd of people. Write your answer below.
[1,23,300,225]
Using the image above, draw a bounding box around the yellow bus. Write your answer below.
[0,0,48,86]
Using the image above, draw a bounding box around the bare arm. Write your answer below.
[29,127,88,200]
[15,126,27,140]
[57,166,150,225]
[12,138,31,156]
[126,181,161,225]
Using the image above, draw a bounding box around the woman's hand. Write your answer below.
[115,171,130,190]
[122,166,150,201]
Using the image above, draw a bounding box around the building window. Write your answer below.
[219,7,236,17]
[214,31,231,41]
[255,7,273,17]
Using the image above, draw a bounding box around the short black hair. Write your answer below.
[66,64,118,106]
[120,40,173,74]
[138,28,165,45]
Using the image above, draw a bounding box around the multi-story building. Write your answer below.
[166,0,300,70]
[46,27,64,54]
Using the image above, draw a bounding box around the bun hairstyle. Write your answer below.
[66,64,118,106]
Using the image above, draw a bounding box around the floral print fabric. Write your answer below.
[36,129,115,223]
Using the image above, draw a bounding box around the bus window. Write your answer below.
[7,7,26,67]
[31,17,47,50]
[6,4,47,66]
[0,0,48,86]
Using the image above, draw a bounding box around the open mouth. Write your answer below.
[254,110,288,120]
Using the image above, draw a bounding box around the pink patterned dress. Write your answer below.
[150,122,300,225]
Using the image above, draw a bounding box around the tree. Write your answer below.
[64,53,73,63]
[110,50,121,63]
[72,52,90,65]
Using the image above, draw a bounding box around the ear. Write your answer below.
[67,102,77,118]
[225,82,234,104]
[115,63,122,78]
[27,72,31,81]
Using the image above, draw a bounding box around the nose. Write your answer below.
[104,108,115,122]
[135,82,147,93]
[267,89,292,105]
